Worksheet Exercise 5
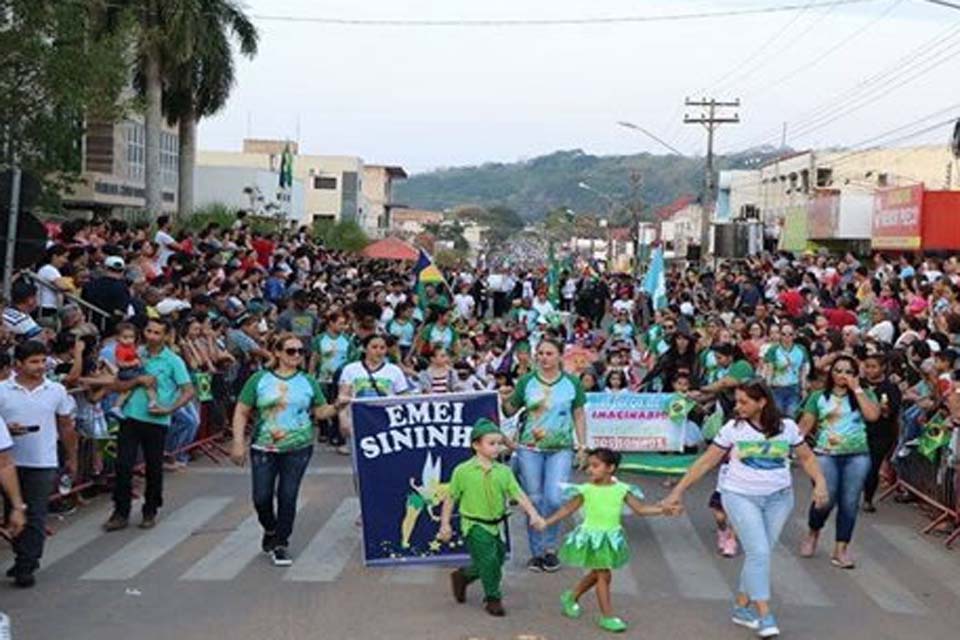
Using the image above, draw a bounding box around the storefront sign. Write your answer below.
[872,184,923,249]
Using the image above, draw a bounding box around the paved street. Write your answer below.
[3,450,960,640]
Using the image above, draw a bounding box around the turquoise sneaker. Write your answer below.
[731,605,760,630]
[757,613,780,638]
[596,615,628,633]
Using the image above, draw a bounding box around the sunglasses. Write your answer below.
[283,347,305,356]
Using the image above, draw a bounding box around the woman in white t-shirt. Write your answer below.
[663,380,828,639]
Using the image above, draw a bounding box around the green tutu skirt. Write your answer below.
[558,525,630,570]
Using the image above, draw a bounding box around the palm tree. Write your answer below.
[161,0,258,218]
[104,0,257,219]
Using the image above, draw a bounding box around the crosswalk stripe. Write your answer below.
[873,525,960,601]
[284,497,360,582]
[180,500,309,581]
[81,497,232,581]
[791,518,926,615]
[612,566,641,597]
[43,503,139,569]
[644,514,732,601]
[771,546,832,607]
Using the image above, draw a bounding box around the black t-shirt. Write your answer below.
[863,378,902,441]
[82,276,131,319]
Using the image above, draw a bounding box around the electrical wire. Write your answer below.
[246,0,878,27]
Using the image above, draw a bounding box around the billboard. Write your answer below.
[872,184,923,250]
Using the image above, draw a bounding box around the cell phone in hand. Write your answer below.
[11,425,41,436]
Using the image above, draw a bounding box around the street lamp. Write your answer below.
[616,121,688,157]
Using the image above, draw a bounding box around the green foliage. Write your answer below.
[394,148,784,220]
[313,220,370,252]
[0,1,131,206]
[451,204,524,244]
[181,203,237,231]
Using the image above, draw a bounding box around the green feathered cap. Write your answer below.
[471,418,502,442]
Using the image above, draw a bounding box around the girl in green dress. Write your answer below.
[542,448,674,633]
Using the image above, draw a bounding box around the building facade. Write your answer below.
[193,165,306,226]
[197,139,387,226]
[61,116,179,216]
[361,165,407,234]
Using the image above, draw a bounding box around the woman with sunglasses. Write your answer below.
[761,323,809,419]
[797,354,880,569]
[230,333,346,567]
[663,381,828,638]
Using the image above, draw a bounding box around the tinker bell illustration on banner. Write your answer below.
[401,452,450,549]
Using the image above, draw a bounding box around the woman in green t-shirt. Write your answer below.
[501,337,588,573]
[797,354,880,569]
[230,333,346,567]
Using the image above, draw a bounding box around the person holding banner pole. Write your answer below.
[662,381,829,639]
[230,333,347,567]
[500,336,588,573]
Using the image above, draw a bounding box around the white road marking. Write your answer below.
[873,524,960,601]
[772,546,832,607]
[81,498,232,581]
[645,514,732,601]
[43,502,140,569]
[284,498,360,582]
[180,500,309,581]
[189,466,352,476]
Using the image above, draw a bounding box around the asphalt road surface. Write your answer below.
[3,450,960,640]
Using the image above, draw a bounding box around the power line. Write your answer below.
[248,0,878,27]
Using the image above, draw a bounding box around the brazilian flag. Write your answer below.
[918,414,951,462]
[701,404,725,442]
[665,393,696,425]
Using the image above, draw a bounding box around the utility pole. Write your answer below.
[683,97,740,258]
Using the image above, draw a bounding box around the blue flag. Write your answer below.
[643,244,667,311]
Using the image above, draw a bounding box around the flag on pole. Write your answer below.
[547,242,560,307]
[279,144,294,189]
[642,244,667,311]
[414,248,453,309]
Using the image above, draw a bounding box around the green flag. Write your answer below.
[665,393,696,424]
[701,404,725,442]
[547,242,560,307]
[918,414,951,462]
[279,144,294,189]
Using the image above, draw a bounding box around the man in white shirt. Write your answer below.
[36,245,71,318]
[153,215,182,269]
[0,340,76,588]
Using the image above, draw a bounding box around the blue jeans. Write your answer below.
[771,385,802,419]
[808,453,871,543]
[165,403,200,463]
[250,446,313,547]
[721,488,795,602]
[515,448,574,558]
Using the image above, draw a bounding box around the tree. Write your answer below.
[0,1,129,205]
[314,220,370,252]
[159,0,258,218]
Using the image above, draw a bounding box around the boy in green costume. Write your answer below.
[438,419,546,617]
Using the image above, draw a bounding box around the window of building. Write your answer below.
[800,169,810,193]
[125,122,145,182]
[314,176,337,190]
[816,168,833,187]
[160,131,178,188]
[877,172,889,187]
[341,171,358,221]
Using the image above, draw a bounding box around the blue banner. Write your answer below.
[351,391,503,566]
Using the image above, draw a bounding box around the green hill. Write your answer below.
[394,148,783,221]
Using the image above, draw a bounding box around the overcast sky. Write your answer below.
[199,0,960,173]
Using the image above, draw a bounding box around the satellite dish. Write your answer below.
[952,119,960,159]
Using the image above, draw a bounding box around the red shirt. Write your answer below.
[251,238,275,269]
[778,289,805,318]
[822,307,858,329]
